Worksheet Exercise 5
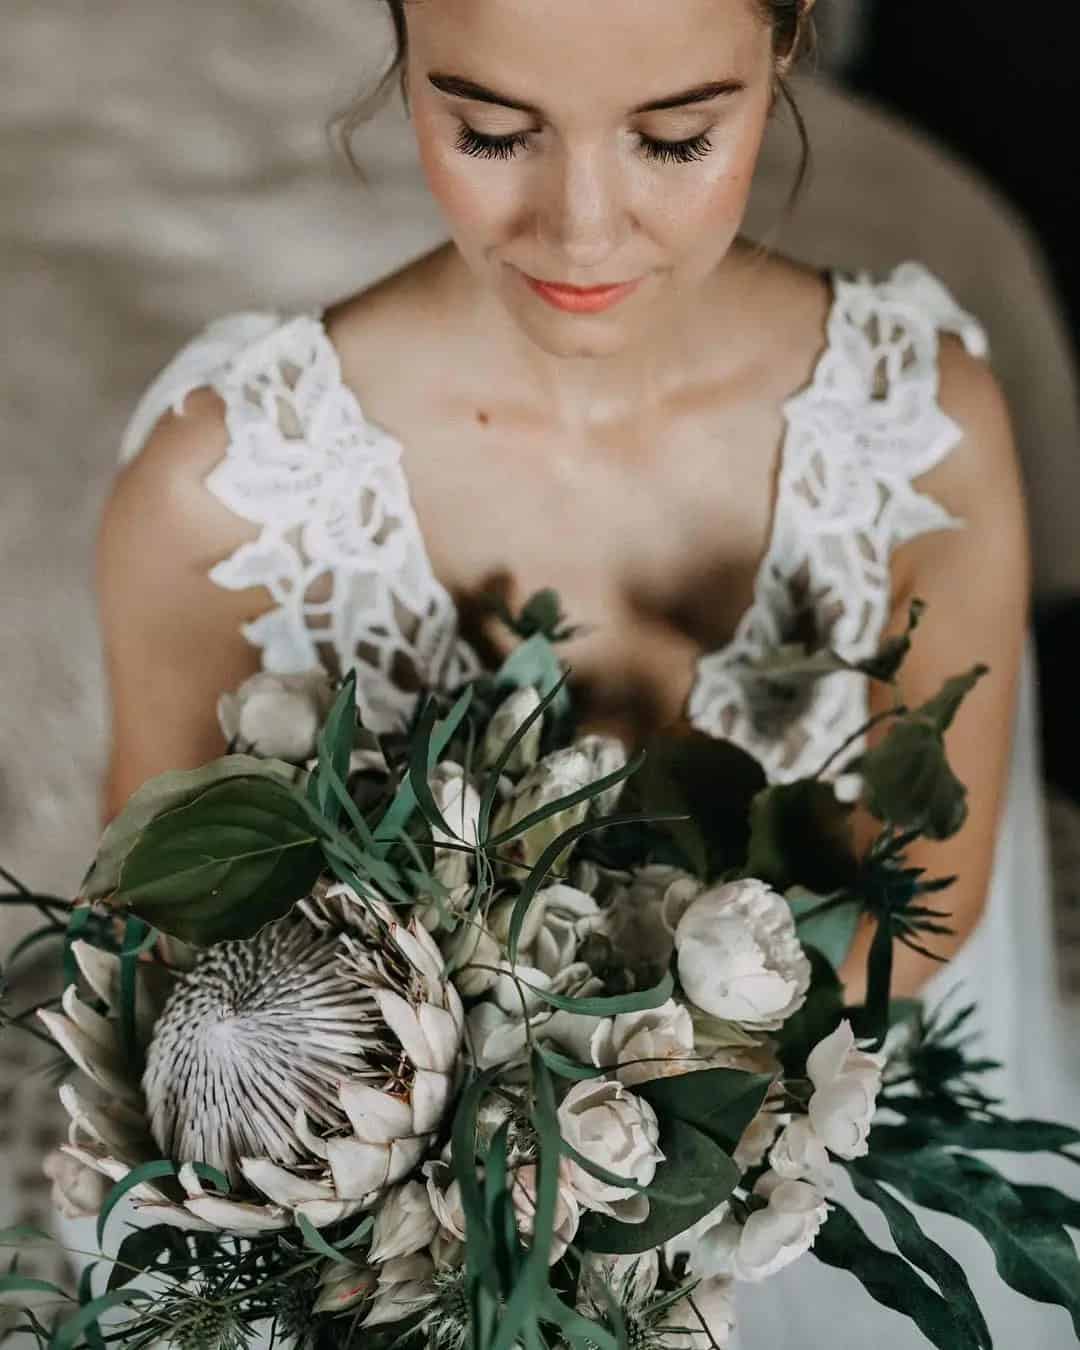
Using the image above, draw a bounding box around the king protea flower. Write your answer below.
[39,883,464,1232]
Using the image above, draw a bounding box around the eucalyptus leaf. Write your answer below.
[84,756,306,902]
[634,1067,774,1156]
[812,1201,984,1350]
[111,776,325,945]
[746,782,858,893]
[578,1119,738,1255]
[528,970,675,1018]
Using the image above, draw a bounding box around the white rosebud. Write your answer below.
[805,1019,885,1160]
[510,1163,581,1264]
[558,1080,665,1224]
[490,747,597,877]
[600,866,704,981]
[481,686,544,773]
[590,1000,696,1087]
[491,884,601,979]
[768,1116,832,1187]
[429,762,482,891]
[575,734,629,815]
[217,669,335,763]
[369,1181,439,1264]
[662,1277,737,1348]
[43,1149,109,1219]
[578,1251,660,1317]
[692,1174,828,1282]
[675,880,811,1031]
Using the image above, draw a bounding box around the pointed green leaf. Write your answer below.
[49,1290,152,1350]
[528,970,675,1018]
[635,1067,774,1156]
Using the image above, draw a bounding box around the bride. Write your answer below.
[97,0,1078,1344]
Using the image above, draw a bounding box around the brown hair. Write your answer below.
[330,0,815,205]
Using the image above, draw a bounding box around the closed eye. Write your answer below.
[454,124,715,165]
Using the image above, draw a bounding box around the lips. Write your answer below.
[518,269,645,314]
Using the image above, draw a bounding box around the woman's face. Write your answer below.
[404,0,777,357]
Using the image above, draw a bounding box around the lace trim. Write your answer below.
[118,261,987,768]
[118,310,482,735]
[685,262,989,780]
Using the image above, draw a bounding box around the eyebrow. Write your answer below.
[426,73,746,116]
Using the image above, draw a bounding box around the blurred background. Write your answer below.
[2,0,1079,1299]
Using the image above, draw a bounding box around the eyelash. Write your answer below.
[454,123,715,165]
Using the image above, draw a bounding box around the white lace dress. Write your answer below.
[116,263,1080,1348]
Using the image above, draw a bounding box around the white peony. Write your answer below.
[590,1000,697,1087]
[805,1019,885,1160]
[675,880,811,1031]
[490,883,602,979]
[689,1172,829,1283]
[557,1080,665,1224]
[369,1181,440,1264]
[510,1163,582,1264]
[662,1276,737,1348]
[481,686,544,774]
[217,669,335,763]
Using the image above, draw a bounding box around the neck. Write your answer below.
[435,239,764,438]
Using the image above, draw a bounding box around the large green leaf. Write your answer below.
[746,782,858,894]
[869,1116,1080,1157]
[635,730,767,880]
[812,1201,984,1349]
[860,1149,1080,1332]
[634,1067,774,1156]
[84,755,305,901]
[1012,1186,1080,1231]
[847,1167,991,1348]
[110,776,324,945]
[578,1119,738,1255]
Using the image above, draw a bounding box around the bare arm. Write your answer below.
[96,388,277,828]
[838,337,1031,1003]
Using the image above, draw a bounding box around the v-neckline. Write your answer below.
[310,266,841,718]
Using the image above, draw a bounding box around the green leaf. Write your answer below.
[847,1167,991,1348]
[539,1288,619,1350]
[634,731,767,880]
[76,1265,104,1350]
[634,1068,773,1156]
[106,1226,181,1293]
[494,633,572,718]
[528,969,675,1018]
[578,1119,738,1255]
[49,1290,152,1350]
[746,782,858,894]
[919,666,990,735]
[860,1149,1080,1331]
[0,1274,70,1299]
[812,1201,983,1349]
[309,672,358,823]
[477,673,570,844]
[0,1227,55,1248]
[788,889,862,971]
[297,1213,355,1266]
[110,776,325,945]
[869,1116,1080,1156]
[1012,1186,1080,1231]
[96,1161,228,1248]
[536,1045,607,1082]
[84,756,305,902]
[452,1070,502,1301]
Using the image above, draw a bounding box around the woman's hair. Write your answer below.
[330,0,815,204]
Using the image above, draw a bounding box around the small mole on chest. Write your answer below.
[476,409,490,426]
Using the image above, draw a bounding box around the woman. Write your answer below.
[98,0,1077,1343]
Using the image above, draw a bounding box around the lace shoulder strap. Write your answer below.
[118,311,481,734]
[688,261,990,779]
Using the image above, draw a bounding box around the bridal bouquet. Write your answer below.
[3,591,1079,1350]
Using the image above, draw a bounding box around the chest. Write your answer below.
[357,381,790,744]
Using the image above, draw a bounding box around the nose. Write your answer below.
[537,140,630,271]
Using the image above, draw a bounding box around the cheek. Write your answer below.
[414,112,518,238]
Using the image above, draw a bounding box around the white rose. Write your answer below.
[768,1116,832,1186]
[578,1251,660,1317]
[575,734,629,815]
[804,1018,885,1160]
[481,686,544,774]
[510,1163,581,1264]
[558,1080,665,1223]
[662,1277,737,1348]
[429,762,482,891]
[466,962,603,1070]
[43,1149,109,1219]
[590,1000,696,1087]
[491,747,601,877]
[600,866,704,981]
[675,880,811,1031]
[692,1174,828,1282]
[217,668,335,763]
[369,1181,440,1264]
[491,884,601,978]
